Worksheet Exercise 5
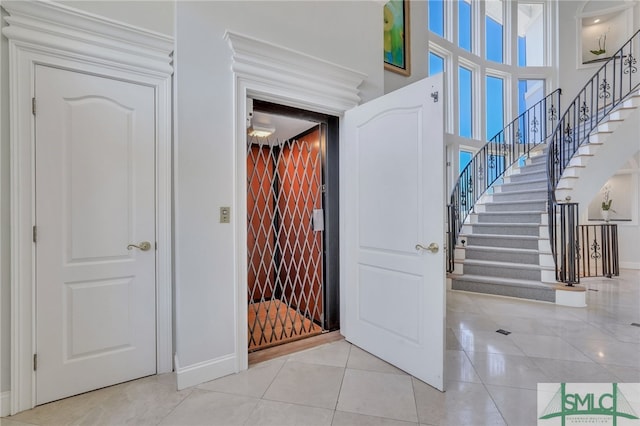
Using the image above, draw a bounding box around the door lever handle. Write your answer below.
[127,241,151,251]
[415,243,439,253]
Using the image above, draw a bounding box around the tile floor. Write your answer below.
[3,270,639,425]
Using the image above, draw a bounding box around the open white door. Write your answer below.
[342,75,445,391]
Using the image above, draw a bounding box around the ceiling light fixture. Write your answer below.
[594,18,600,23]
[248,125,275,138]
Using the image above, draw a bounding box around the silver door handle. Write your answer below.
[415,243,439,253]
[127,241,151,251]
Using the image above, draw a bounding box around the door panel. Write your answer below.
[343,76,445,391]
[35,65,156,404]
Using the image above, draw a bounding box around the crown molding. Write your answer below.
[225,31,366,114]
[2,0,173,76]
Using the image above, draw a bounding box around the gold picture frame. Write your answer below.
[384,0,411,76]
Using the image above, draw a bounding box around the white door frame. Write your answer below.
[225,31,366,371]
[2,2,174,414]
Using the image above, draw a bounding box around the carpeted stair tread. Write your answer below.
[464,245,539,254]
[461,258,542,270]
[451,274,554,289]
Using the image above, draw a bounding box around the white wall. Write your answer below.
[558,0,640,270]
[57,1,175,36]
[1,4,10,396]
[557,0,638,102]
[385,0,428,94]
[174,0,382,376]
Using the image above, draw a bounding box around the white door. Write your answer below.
[343,75,445,391]
[35,65,157,404]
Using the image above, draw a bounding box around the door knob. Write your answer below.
[127,241,151,251]
[415,243,439,253]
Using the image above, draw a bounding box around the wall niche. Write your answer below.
[577,1,635,68]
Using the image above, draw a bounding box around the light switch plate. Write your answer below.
[220,206,231,223]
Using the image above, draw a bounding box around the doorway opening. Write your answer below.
[246,100,339,352]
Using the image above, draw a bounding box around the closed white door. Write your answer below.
[35,65,156,404]
[343,75,446,391]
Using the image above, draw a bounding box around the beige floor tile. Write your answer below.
[287,340,352,368]
[332,410,418,426]
[0,418,37,426]
[509,333,594,362]
[530,357,619,383]
[158,389,258,426]
[445,350,481,383]
[244,400,334,426]
[453,329,525,356]
[346,346,407,375]
[413,379,505,426]
[466,352,549,390]
[336,368,417,423]
[484,384,538,426]
[10,374,190,426]
[197,358,285,398]
[262,361,344,409]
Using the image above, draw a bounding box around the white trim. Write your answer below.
[2,1,173,414]
[175,354,236,391]
[225,30,365,378]
[0,391,10,417]
[620,262,640,270]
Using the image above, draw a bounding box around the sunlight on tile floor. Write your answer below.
[3,270,639,425]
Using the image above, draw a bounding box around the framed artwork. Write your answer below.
[384,0,411,76]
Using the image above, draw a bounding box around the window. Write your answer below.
[429,0,444,38]
[518,3,545,66]
[486,76,504,140]
[459,66,473,138]
[458,0,471,51]
[485,0,504,63]
[518,79,544,114]
[459,150,473,172]
[429,52,445,76]
[518,79,545,143]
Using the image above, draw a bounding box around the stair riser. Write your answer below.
[491,191,547,202]
[507,172,547,183]
[464,236,539,250]
[463,264,542,281]
[498,181,547,192]
[451,279,555,302]
[472,225,540,236]
[511,165,547,176]
[465,250,540,264]
[485,202,547,212]
[476,213,542,224]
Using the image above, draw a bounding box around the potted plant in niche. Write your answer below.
[601,186,614,222]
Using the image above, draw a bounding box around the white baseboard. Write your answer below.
[1,391,10,417]
[175,354,237,390]
[620,262,640,270]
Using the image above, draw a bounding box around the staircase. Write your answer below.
[448,30,640,302]
[451,148,556,302]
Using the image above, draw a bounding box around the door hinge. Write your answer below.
[321,184,326,193]
[32,97,36,115]
[33,225,37,243]
[33,353,37,371]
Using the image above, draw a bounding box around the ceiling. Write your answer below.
[250,110,318,142]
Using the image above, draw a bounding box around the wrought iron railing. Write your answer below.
[547,29,640,283]
[578,224,619,278]
[446,89,561,272]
